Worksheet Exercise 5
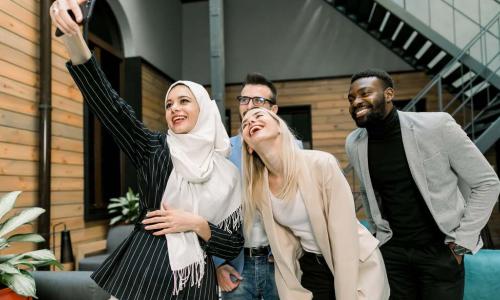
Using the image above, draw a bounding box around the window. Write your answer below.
[84,0,125,221]
[277,105,313,149]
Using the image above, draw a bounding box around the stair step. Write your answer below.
[391,23,414,49]
[380,14,401,41]
[442,64,470,86]
[417,44,442,67]
[428,54,453,75]
[404,34,428,58]
[367,3,387,31]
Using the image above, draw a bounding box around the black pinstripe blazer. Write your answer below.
[67,56,244,300]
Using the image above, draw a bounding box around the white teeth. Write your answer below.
[356,108,369,117]
[173,116,186,122]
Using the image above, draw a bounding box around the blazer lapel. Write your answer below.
[297,161,332,266]
[355,132,383,221]
[398,112,432,204]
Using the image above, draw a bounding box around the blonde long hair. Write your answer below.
[241,108,301,237]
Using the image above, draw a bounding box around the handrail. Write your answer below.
[402,12,500,112]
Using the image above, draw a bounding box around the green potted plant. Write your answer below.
[107,188,140,225]
[0,191,62,299]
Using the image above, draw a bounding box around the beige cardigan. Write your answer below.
[258,150,389,300]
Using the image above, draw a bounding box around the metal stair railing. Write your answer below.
[384,0,500,79]
[376,0,500,89]
[402,12,500,138]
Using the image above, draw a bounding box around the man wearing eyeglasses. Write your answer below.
[213,73,279,300]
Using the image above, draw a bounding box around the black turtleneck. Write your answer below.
[367,108,443,246]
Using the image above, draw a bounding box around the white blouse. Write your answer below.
[270,191,321,254]
[244,213,270,248]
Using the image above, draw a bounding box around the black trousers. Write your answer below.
[299,251,336,300]
[380,242,464,300]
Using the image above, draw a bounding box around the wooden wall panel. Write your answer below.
[0,0,106,264]
[223,72,433,168]
[141,63,171,132]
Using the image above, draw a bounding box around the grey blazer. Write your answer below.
[346,111,500,253]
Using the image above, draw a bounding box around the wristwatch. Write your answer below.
[450,243,470,256]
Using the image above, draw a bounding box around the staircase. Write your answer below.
[325,0,500,149]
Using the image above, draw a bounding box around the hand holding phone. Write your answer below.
[53,0,95,37]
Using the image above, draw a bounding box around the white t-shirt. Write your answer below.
[270,191,321,254]
[244,213,270,248]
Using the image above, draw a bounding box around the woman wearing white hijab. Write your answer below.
[51,1,243,299]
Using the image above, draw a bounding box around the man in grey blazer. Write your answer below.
[345,69,500,299]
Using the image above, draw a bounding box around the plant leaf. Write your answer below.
[0,263,21,274]
[3,272,36,297]
[11,261,35,270]
[8,249,56,264]
[0,255,16,264]
[0,208,45,237]
[109,215,122,225]
[0,238,7,249]
[7,233,45,243]
[0,191,21,222]
[107,203,124,209]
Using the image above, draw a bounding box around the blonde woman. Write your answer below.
[241,107,390,300]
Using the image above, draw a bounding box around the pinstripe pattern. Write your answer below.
[66,56,243,300]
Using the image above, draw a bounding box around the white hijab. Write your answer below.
[161,81,241,295]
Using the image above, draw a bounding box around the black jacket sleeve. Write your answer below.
[66,56,154,168]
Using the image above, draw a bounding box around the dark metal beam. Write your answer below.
[38,0,52,250]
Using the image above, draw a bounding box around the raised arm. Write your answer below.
[50,0,91,64]
[51,0,155,168]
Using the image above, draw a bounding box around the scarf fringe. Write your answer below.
[171,207,241,295]
[217,206,242,234]
[172,254,206,295]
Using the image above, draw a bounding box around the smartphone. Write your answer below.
[55,0,96,37]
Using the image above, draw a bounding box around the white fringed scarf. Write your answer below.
[161,81,241,295]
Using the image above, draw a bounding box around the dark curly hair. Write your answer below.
[351,69,394,90]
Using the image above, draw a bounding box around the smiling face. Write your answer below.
[241,108,281,152]
[165,84,200,134]
[348,77,394,128]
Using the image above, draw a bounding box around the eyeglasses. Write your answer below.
[237,96,275,106]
